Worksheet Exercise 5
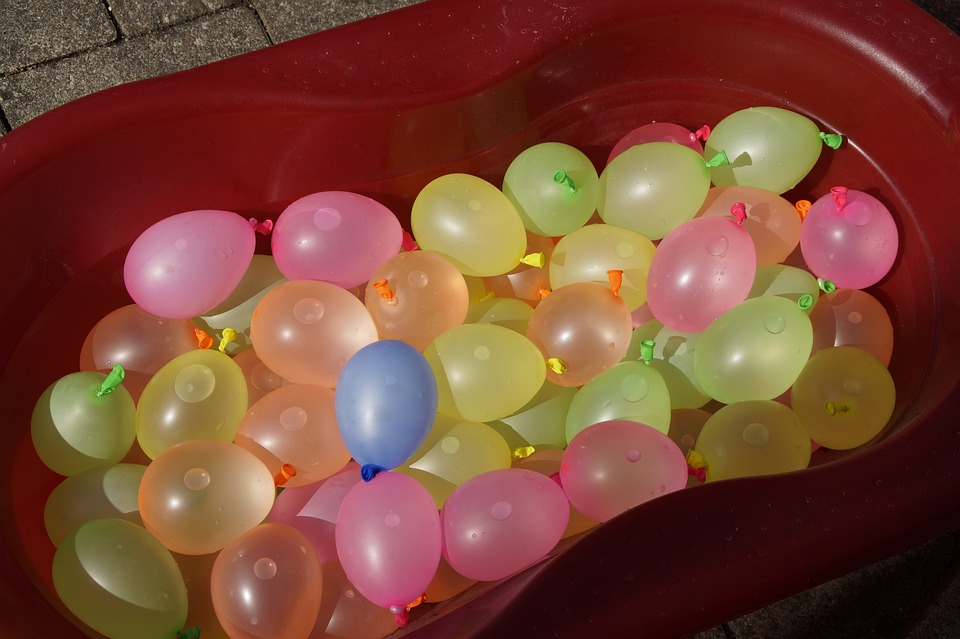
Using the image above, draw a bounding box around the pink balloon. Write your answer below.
[559,420,688,522]
[799,187,899,289]
[335,472,441,616]
[123,210,256,319]
[440,468,569,582]
[607,122,703,164]
[647,215,757,332]
[272,191,402,289]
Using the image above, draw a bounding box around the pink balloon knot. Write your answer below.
[360,464,385,482]
[830,186,848,211]
[730,202,747,226]
[687,465,707,483]
[694,125,711,142]
[390,606,410,627]
[248,218,274,235]
[401,230,420,252]
[549,471,563,488]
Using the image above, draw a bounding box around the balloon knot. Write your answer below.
[730,202,747,226]
[694,125,711,142]
[831,186,848,210]
[390,605,410,627]
[686,449,707,483]
[553,169,577,195]
[512,445,536,459]
[549,471,563,488]
[273,463,297,487]
[546,357,567,374]
[820,131,843,149]
[218,327,238,353]
[639,339,655,365]
[248,218,274,235]
[824,401,850,416]
[194,328,214,350]
[607,269,623,296]
[478,290,496,302]
[537,285,552,300]
[795,199,812,220]
[360,464,385,482]
[705,150,729,168]
[520,252,546,268]
[95,364,125,398]
[373,279,396,302]
[401,230,420,252]
[177,628,202,639]
[797,294,815,311]
[817,278,836,294]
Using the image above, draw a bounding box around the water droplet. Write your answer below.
[615,241,635,258]
[384,512,401,528]
[183,467,211,491]
[763,313,786,334]
[313,207,342,230]
[250,617,258,626]
[625,448,642,462]
[681,434,696,448]
[490,501,513,520]
[251,363,282,391]
[844,378,864,395]
[742,422,770,447]
[345,589,355,599]
[280,406,307,431]
[254,557,277,580]
[175,238,189,250]
[384,374,397,386]
[441,436,460,454]
[705,234,729,257]
[174,364,216,402]
[467,199,482,211]
[620,374,648,402]
[474,345,490,360]
[847,311,863,324]
[408,270,429,288]
[294,298,325,324]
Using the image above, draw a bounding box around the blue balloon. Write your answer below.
[335,340,438,475]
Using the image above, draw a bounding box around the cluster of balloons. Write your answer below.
[32,105,901,639]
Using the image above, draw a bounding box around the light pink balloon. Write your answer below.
[123,210,256,319]
[646,215,757,332]
[607,122,703,164]
[272,191,402,289]
[335,472,441,613]
[440,468,569,582]
[559,420,688,522]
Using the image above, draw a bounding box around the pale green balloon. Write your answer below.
[748,264,821,307]
[695,296,813,404]
[695,400,811,481]
[491,380,577,450]
[465,296,534,335]
[407,420,511,488]
[705,106,825,194]
[502,142,600,236]
[411,173,527,277]
[53,518,188,639]
[136,349,248,459]
[424,323,546,423]
[598,142,711,240]
[44,463,147,547]
[565,361,672,444]
[549,223,656,311]
[627,320,709,409]
[31,371,136,477]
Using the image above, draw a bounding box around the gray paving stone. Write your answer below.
[248,0,423,43]
[0,0,117,74]
[109,0,241,37]
[0,6,269,128]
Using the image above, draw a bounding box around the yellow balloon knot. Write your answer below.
[546,357,567,374]
[194,328,214,350]
[795,199,812,220]
[512,445,536,459]
[824,401,850,416]
[218,327,238,353]
[520,252,546,268]
[686,450,707,483]
[479,290,496,302]
[607,269,623,296]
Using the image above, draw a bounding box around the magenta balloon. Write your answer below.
[440,468,568,582]
[799,188,899,289]
[272,191,402,289]
[647,215,757,332]
[123,210,255,319]
[559,420,688,522]
[607,122,702,163]
[335,472,441,610]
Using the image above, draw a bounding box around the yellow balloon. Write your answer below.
[549,223,656,311]
[628,320,710,409]
[748,264,820,306]
[411,173,527,277]
[695,400,811,481]
[136,349,248,459]
[424,323,546,422]
[465,296,534,334]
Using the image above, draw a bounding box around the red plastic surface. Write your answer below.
[2,0,959,637]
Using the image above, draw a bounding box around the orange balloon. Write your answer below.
[250,280,378,387]
[233,347,291,408]
[312,561,396,639]
[698,185,802,266]
[808,288,894,366]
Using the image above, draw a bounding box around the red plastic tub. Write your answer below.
[2,0,959,637]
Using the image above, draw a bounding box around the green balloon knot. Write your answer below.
[820,132,843,149]
[639,339,655,365]
[95,364,126,398]
[177,628,202,639]
[817,278,837,294]
[704,150,729,168]
[797,294,815,311]
[553,169,577,195]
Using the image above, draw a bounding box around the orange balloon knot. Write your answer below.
[831,185,848,210]
[401,230,420,252]
[546,357,567,374]
[694,124,711,142]
[607,269,623,296]
[537,285,552,300]
[218,327,238,353]
[520,252,546,268]
[194,328,214,349]
[274,463,297,486]
[512,445,536,459]
[795,199,812,220]
[686,449,707,483]
[730,202,747,226]
[360,464,385,482]
[390,605,411,627]
[248,217,274,235]
[407,594,427,610]
[373,279,395,302]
